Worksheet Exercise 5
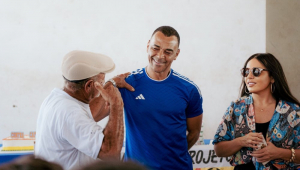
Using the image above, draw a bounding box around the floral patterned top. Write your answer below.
[213,95,300,170]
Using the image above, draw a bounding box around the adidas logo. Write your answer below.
[135,94,145,100]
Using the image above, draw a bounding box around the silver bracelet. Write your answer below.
[107,79,117,87]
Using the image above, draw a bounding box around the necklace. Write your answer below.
[255,102,275,112]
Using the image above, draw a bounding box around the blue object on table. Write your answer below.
[203,139,212,145]
[0,144,33,165]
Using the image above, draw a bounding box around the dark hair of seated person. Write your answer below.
[0,155,63,170]
[80,160,148,170]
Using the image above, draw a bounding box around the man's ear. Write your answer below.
[147,40,150,52]
[174,49,180,60]
[84,79,94,94]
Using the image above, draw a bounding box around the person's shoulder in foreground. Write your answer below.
[0,155,63,170]
[79,160,148,170]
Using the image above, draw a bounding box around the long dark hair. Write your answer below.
[240,53,300,105]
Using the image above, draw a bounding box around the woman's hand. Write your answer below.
[239,132,263,149]
[251,142,278,163]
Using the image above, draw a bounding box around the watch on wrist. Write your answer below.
[107,79,117,87]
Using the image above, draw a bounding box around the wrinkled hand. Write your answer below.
[112,72,135,91]
[240,132,263,149]
[252,142,277,163]
[94,82,123,105]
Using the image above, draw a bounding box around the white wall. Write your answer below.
[0,0,266,141]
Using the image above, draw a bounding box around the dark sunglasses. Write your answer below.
[241,67,268,77]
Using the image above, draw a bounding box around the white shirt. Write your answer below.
[35,88,104,170]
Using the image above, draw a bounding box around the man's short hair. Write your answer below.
[63,74,99,92]
[151,26,180,46]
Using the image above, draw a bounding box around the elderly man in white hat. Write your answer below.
[35,50,133,170]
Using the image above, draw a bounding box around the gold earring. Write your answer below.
[271,83,275,93]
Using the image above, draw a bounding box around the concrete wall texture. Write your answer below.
[266,0,300,101]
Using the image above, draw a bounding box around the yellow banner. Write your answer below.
[2,146,34,151]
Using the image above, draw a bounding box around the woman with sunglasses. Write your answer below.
[213,53,300,170]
